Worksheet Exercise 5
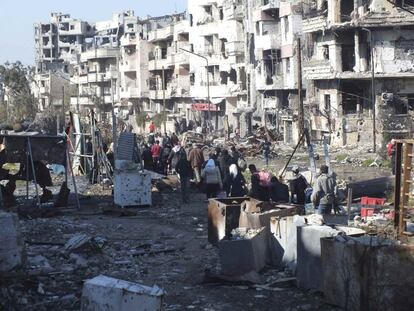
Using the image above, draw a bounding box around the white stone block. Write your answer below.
[81,275,164,311]
[0,212,25,272]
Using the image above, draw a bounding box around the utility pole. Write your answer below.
[362,28,376,153]
[179,48,211,131]
[296,38,305,134]
[62,86,65,133]
[111,78,117,161]
[162,66,167,134]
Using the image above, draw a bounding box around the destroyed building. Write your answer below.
[303,0,414,147]
[33,13,94,111]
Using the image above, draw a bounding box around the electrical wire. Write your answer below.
[386,0,414,16]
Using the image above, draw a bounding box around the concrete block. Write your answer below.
[296,225,338,291]
[0,212,25,272]
[81,275,164,311]
[322,236,414,311]
[218,227,267,276]
[208,197,256,246]
[114,168,152,207]
[270,215,306,271]
[323,214,349,225]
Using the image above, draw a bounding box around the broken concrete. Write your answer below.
[0,212,25,272]
[81,275,165,311]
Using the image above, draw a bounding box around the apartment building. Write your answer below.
[70,12,136,120]
[33,13,93,111]
[302,0,414,147]
[147,14,191,119]
[188,0,248,131]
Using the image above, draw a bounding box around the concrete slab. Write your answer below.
[322,236,414,311]
[0,212,25,272]
[296,225,338,291]
[218,227,267,276]
[81,275,164,311]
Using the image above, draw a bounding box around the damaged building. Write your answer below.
[303,0,414,147]
[247,0,305,143]
[188,0,248,131]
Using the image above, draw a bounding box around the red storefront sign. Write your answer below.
[192,103,220,111]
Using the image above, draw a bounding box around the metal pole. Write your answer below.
[362,28,376,153]
[111,78,117,161]
[297,38,304,134]
[62,86,65,133]
[66,143,81,210]
[162,66,167,134]
[27,138,41,208]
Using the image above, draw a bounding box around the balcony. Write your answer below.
[120,60,137,72]
[302,15,328,33]
[255,33,281,51]
[148,58,169,71]
[148,25,174,42]
[81,48,119,61]
[262,0,280,11]
[120,35,137,46]
[225,41,244,56]
[256,73,284,91]
[303,59,334,80]
[149,88,172,100]
[70,96,91,107]
[87,70,118,83]
[120,87,140,99]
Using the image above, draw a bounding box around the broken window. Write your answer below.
[70,25,75,30]
[392,94,414,115]
[204,36,214,54]
[229,68,237,84]
[220,71,228,84]
[204,5,212,17]
[219,8,224,20]
[239,67,247,90]
[342,45,355,72]
[341,81,369,115]
[190,73,195,86]
[322,45,329,60]
[283,17,289,40]
[263,49,281,85]
[324,94,331,112]
[340,0,353,22]
[190,14,193,27]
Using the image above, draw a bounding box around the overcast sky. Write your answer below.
[0,0,187,65]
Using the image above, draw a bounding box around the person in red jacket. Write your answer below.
[149,121,155,133]
[151,140,161,169]
[387,139,396,175]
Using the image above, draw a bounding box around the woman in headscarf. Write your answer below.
[201,155,223,199]
[228,164,247,197]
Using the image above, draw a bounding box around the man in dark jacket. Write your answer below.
[289,166,309,204]
[217,149,234,194]
[141,144,154,171]
[269,176,289,203]
[175,156,192,203]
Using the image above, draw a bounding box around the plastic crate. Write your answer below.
[361,197,386,206]
[361,207,375,218]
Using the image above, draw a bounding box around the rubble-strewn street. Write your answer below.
[2,179,337,311]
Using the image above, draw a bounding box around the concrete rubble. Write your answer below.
[0,212,25,272]
[81,275,164,311]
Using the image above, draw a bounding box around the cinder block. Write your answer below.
[296,225,338,291]
[218,227,267,276]
[81,275,164,311]
[0,212,25,272]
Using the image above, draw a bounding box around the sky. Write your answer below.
[0,0,187,65]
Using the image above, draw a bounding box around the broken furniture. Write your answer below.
[208,197,264,246]
[81,275,164,311]
[114,160,152,207]
[322,236,414,311]
[218,227,267,276]
[0,212,25,272]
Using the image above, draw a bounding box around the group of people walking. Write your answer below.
[141,128,338,214]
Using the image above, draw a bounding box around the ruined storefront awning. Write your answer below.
[192,103,220,112]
